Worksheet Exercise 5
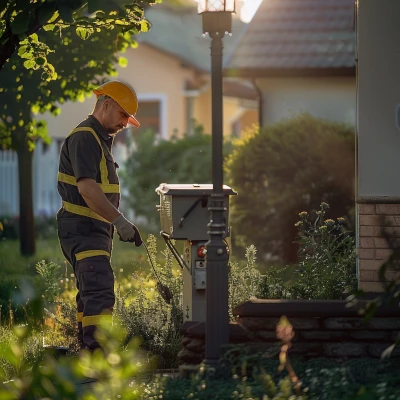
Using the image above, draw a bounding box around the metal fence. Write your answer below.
[0,139,62,217]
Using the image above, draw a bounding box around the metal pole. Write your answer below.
[205,31,229,364]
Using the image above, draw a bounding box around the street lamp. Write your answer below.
[197,0,235,364]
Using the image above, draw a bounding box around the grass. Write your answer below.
[0,232,185,277]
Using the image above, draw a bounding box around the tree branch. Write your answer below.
[0,12,44,71]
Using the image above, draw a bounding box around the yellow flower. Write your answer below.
[298,211,308,220]
[337,217,345,223]
[0,222,3,231]
[319,226,328,231]
[324,219,335,226]
[294,221,303,227]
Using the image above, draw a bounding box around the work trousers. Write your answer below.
[57,216,115,351]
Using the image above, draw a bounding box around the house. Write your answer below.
[0,3,259,217]
[224,0,356,126]
[356,0,400,293]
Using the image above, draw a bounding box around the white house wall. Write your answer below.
[357,0,400,197]
[255,76,356,126]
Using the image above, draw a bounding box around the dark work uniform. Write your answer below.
[57,115,120,350]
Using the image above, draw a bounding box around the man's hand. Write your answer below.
[112,214,142,247]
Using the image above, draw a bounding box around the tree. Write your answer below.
[0,16,146,255]
[122,124,233,226]
[0,0,154,77]
[225,114,355,263]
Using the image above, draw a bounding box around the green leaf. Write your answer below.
[38,3,57,26]
[140,20,150,33]
[17,45,28,56]
[58,4,74,23]
[30,33,39,43]
[43,24,56,31]
[20,51,33,59]
[76,27,89,40]
[23,59,35,69]
[10,10,30,35]
[118,56,128,68]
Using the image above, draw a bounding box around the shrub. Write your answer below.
[225,114,355,263]
[260,203,357,300]
[0,214,57,240]
[113,234,183,369]
[122,123,233,226]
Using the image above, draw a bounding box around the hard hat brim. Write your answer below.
[93,87,140,128]
[128,116,140,128]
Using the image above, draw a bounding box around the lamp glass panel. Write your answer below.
[197,0,235,13]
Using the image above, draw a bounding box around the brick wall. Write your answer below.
[358,202,400,292]
[179,300,400,365]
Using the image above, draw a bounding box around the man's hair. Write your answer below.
[94,95,111,110]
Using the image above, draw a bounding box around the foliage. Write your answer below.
[0,6,150,256]
[0,322,146,399]
[225,114,355,263]
[228,244,261,319]
[35,260,62,304]
[0,19,138,151]
[122,123,233,226]
[0,0,155,76]
[260,203,357,300]
[114,234,183,369]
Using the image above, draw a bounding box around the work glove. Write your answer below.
[112,214,142,247]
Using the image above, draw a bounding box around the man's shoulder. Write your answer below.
[74,117,97,132]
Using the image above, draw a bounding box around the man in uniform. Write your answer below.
[57,80,142,351]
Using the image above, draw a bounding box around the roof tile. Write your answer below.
[226,0,355,73]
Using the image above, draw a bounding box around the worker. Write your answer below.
[56,80,142,351]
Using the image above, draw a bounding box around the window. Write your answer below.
[135,101,161,136]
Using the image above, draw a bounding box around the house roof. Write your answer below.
[139,5,247,73]
[225,0,356,77]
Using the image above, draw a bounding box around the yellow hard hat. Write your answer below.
[93,80,140,128]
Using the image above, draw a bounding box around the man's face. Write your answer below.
[101,99,130,135]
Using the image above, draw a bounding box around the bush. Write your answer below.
[0,214,57,240]
[122,123,233,225]
[259,203,357,300]
[225,114,355,263]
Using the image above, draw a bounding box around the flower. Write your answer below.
[324,219,335,226]
[321,202,329,209]
[337,217,345,223]
[299,211,308,220]
[294,221,303,227]
[319,226,328,231]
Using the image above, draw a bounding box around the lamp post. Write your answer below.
[197,0,235,364]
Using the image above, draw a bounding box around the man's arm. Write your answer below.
[77,177,142,246]
[77,178,120,222]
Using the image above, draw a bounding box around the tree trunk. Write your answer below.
[17,144,36,256]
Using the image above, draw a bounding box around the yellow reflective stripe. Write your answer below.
[76,250,111,261]
[82,314,112,328]
[67,127,109,184]
[99,183,120,193]
[77,312,83,323]
[58,172,120,193]
[58,172,77,186]
[62,201,110,224]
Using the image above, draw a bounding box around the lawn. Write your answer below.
[0,232,185,277]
